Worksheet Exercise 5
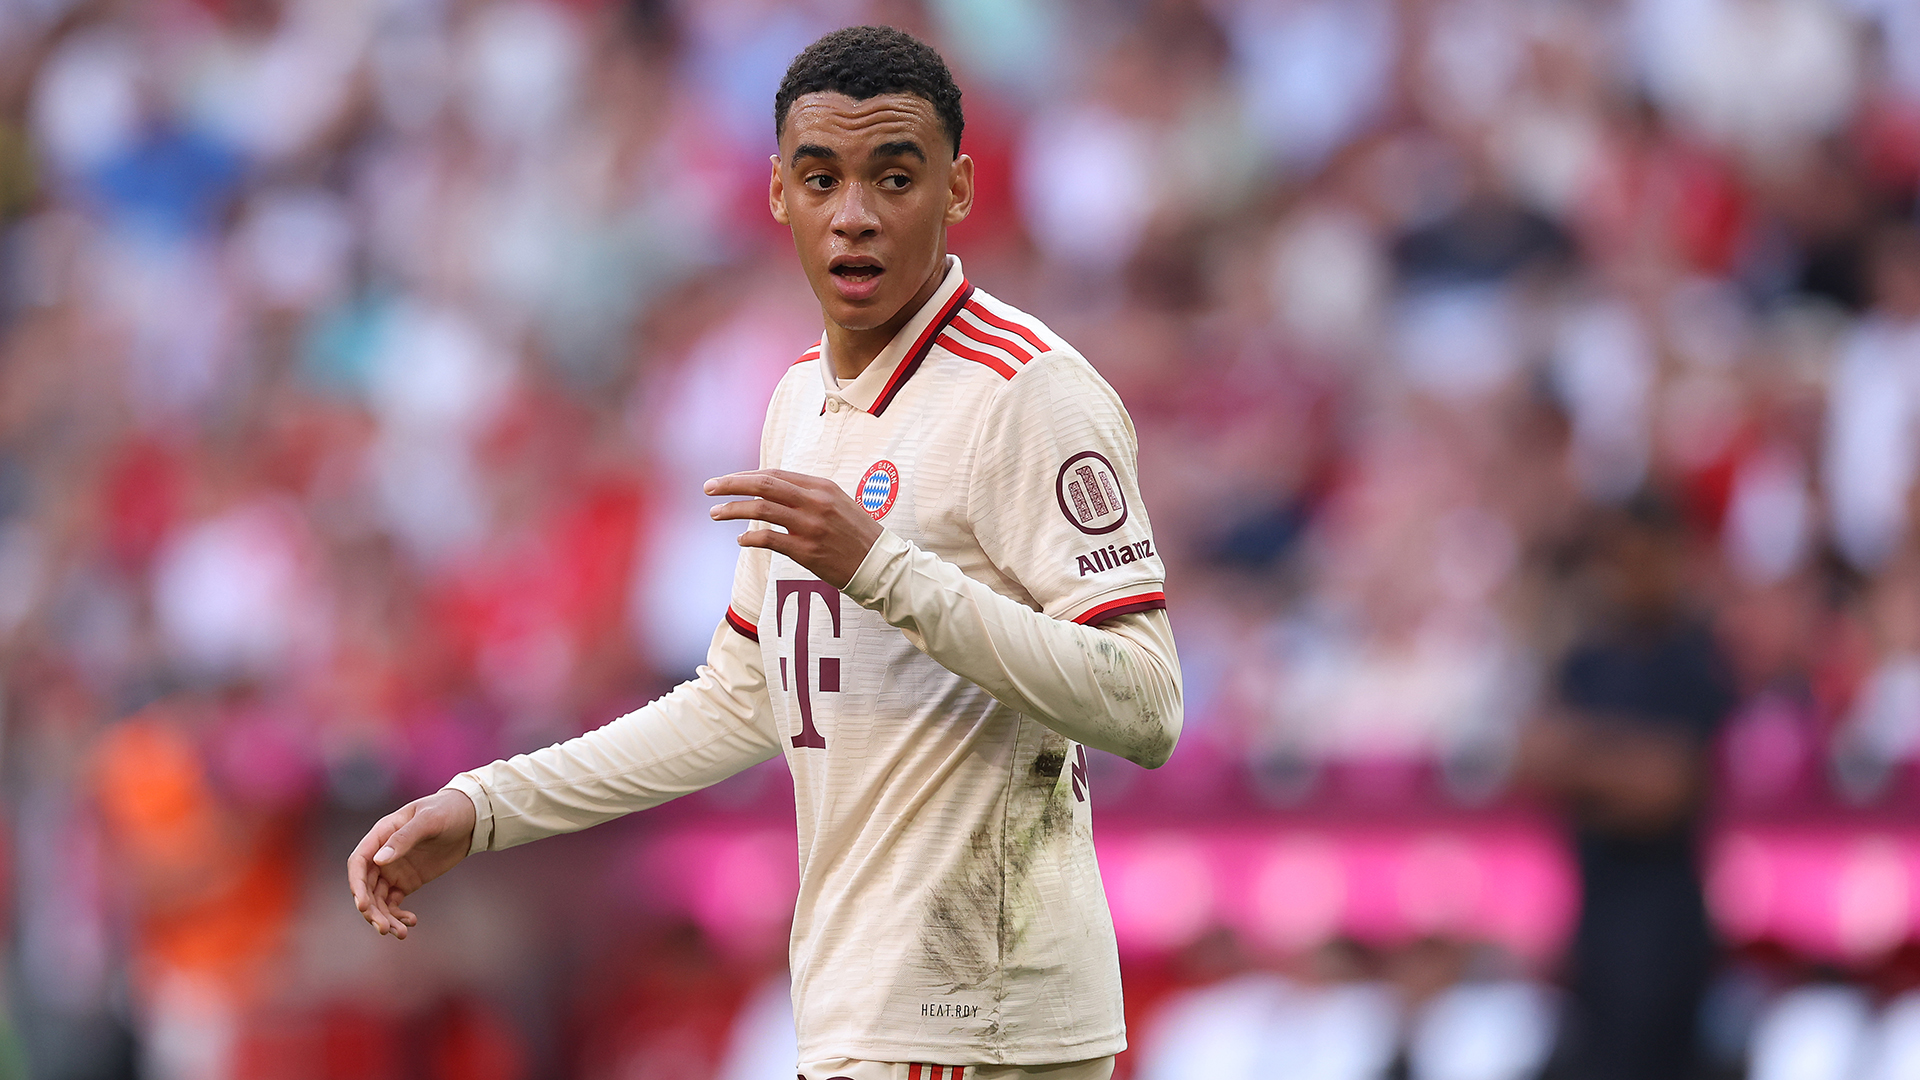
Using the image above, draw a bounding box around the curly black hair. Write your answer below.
[773,26,964,157]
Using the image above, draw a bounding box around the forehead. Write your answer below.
[781,91,945,153]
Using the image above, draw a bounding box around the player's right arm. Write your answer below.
[348,616,778,937]
[448,618,779,851]
[350,370,804,939]
[349,530,780,938]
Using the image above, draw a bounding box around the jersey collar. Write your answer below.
[819,255,973,417]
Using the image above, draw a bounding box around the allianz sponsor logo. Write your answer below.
[1076,538,1153,577]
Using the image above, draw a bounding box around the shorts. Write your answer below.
[796,1056,1116,1080]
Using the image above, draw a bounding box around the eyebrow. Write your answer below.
[788,140,928,166]
[871,140,926,163]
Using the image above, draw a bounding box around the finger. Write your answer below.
[762,470,860,510]
[709,499,800,527]
[349,853,370,912]
[373,807,431,868]
[359,843,393,916]
[367,872,403,933]
[353,868,385,932]
[758,469,835,487]
[365,879,390,933]
[381,875,413,906]
[348,812,404,910]
[385,885,412,939]
[366,864,396,929]
[701,471,769,497]
[704,471,809,505]
[737,529,803,557]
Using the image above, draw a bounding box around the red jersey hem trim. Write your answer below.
[1074,591,1167,625]
[725,606,759,642]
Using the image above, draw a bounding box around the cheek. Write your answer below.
[888,195,945,251]
[787,201,834,258]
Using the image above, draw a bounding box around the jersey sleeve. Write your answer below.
[445,617,780,852]
[969,352,1165,624]
[445,362,809,850]
[725,544,772,642]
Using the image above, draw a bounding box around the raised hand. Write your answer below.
[346,788,476,940]
[706,469,883,589]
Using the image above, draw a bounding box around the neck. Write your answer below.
[826,256,947,381]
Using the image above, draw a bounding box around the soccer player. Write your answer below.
[348,26,1182,1080]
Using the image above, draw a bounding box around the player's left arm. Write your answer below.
[706,356,1183,767]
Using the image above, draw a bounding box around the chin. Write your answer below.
[822,291,908,333]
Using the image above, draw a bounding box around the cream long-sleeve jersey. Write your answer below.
[445,257,1182,1067]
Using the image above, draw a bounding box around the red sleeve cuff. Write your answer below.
[1073,591,1167,625]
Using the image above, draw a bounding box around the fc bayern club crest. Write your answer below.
[859,460,900,520]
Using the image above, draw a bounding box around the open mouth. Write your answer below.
[830,257,884,283]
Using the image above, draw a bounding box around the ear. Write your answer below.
[944,153,975,227]
[769,154,790,226]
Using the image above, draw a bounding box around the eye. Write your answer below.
[803,174,837,191]
[879,174,911,190]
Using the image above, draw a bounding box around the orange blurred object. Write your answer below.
[92,707,298,1002]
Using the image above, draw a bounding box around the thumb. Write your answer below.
[373,810,427,866]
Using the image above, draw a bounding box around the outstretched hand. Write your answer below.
[706,469,882,589]
[347,788,476,940]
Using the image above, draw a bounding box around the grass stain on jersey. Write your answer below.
[1075,624,1175,767]
[916,728,1079,1051]
[920,825,1000,994]
[1030,742,1067,783]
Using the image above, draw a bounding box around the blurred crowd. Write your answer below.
[5,0,1920,1076]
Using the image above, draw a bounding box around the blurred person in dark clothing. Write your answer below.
[1522,496,1736,1080]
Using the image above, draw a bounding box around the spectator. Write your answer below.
[1522,497,1736,1080]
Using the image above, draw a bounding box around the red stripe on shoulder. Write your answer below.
[870,283,974,415]
[792,347,821,366]
[725,606,759,642]
[964,300,1046,353]
[950,312,1032,362]
[1075,591,1167,625]
[938,332,1017,379]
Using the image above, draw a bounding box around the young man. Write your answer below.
[348,26,1181,1080]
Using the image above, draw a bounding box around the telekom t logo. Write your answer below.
[776,579,839,749]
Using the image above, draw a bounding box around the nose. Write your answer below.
[831,181,880,239]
